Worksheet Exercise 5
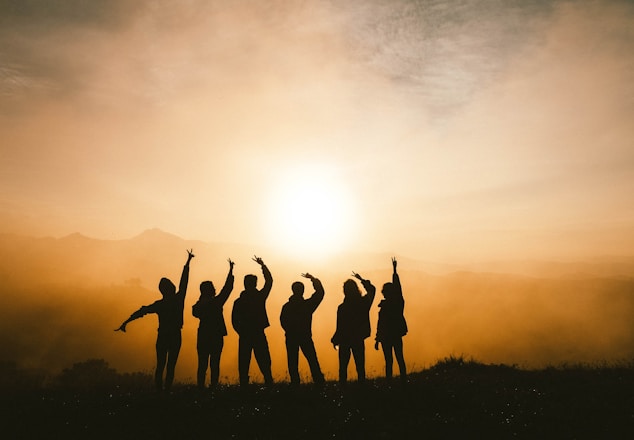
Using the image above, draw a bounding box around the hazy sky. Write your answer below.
[2,0,633,262]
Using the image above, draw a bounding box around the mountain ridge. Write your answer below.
[2,228,633,280]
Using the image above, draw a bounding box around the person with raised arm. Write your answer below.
[192,258,235,390]
[375,257,408,381]
[231,256,274,387]
[331,271,375,385]
[280,273,326,386]
[115,249,194,392]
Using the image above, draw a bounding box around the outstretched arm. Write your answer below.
[178,249,195,298]
[114,305,150,332]
[253,255,273,299]
[218,259,235,305]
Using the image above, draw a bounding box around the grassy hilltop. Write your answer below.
[2,356,633,439]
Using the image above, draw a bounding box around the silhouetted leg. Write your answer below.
[209,336,224,388]
[197,352,209,389]
[382,341,394,379]
[351,341,366,383]
[155,335,168,391]
[338,345,351,384]
[393,337,406,380]
[300,338,324,384]
[253,332,273,384]
[286,337,300,385]
[238,336,252,386]
[164,332,182,392]
[196,334,210,389]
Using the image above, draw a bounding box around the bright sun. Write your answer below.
[266,163,356,257]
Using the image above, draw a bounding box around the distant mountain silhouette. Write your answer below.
[60,232,92,242]
[129,228,193,246]
[0,229,248,287]
[3,229,634,281]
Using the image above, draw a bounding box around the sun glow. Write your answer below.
[266,163,356,257]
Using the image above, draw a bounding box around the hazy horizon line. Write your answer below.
[3,227,634,269]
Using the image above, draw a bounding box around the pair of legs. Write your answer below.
[155,330,182,391]
[197,333,224,389]
[285,335,325,385]
[338,341,365,384]
[380,337,406,379]
[238,331,273,386]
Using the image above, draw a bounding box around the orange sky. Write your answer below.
[1,0,634,263]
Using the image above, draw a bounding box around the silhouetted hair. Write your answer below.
[159,277,176,296]
[244,274,257,290]
[200,281,216,296]
[382,282,394,298]
[291,281,305,296]
[343,279,362,299]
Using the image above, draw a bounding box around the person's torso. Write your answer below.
[282,299,314,336]
[155,296,185,333]
[196,297,227,335]
[235,290,269,332]
[377,298,407,337]
[337,299,370,341]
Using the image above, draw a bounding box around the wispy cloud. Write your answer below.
[0,0,633,260]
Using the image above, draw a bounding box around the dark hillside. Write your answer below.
[2,357,632,439]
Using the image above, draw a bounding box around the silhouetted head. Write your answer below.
[382,282,394,299]
[291,281,305,297]
[244,274,257,290]
[200,281,216,297]
[159,277,176,297]
[343,279,362,299]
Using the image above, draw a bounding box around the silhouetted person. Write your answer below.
[280,273,325,386]
[231,256,274,386]
[375,257,408,381]
[115,249,194,392]
[331,272,375,384]
[192,258,235,390]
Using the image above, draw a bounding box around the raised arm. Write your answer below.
[353,271,376,306]
[253,255,273,299]
[392,257,403,300]
[217,259,235,305]
[362,279,376,305]
[178,249,195,298]
[302,272,324,310]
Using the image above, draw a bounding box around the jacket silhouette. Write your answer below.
[192,259,234,389]
[231,256,274,386]
[280,273,325,385]
[331,273,375,384]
